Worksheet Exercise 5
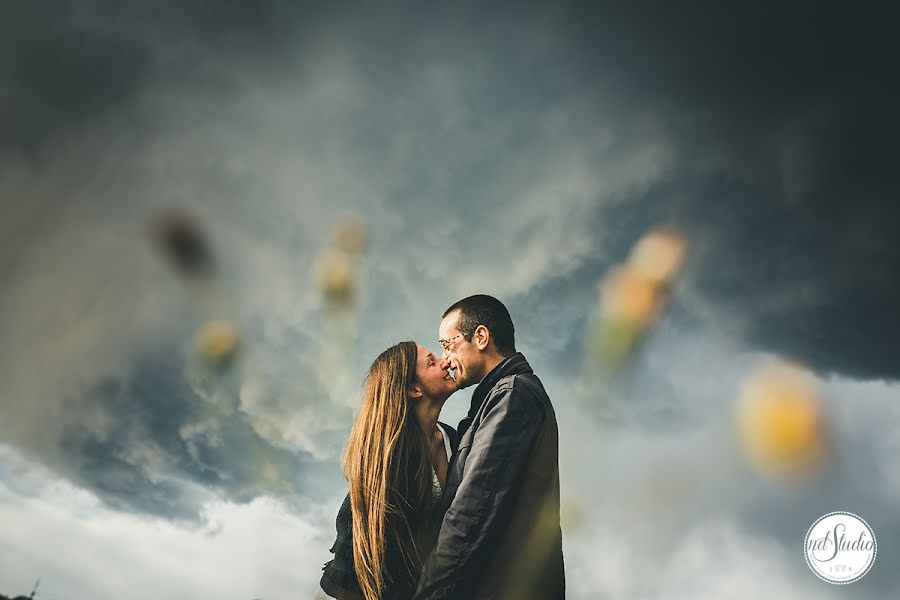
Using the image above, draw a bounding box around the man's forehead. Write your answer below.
[440,310,461,331]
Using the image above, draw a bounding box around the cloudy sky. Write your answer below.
[1,1,898,598]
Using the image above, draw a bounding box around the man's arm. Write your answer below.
[415,381,544,600]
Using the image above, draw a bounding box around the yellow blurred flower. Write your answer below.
[194,320,240,362]
[313,249,354,305]
[736,361,829,481]
[333,215,369,255]
[600,266,663,328]
[627,225,689,286]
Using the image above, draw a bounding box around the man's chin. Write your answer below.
[453,376,474,390]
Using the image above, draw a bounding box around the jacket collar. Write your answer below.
[457,352,532,438]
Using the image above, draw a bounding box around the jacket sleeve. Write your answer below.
[414,381,544,599]
[320,494,363,600]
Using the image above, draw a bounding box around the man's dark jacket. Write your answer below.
[415,352,565,600]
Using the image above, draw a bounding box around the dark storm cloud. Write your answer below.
[550,1,900,379]
[433,1,899,381]
[0,4,151,156]
[0,0,336,157]
[3,0,898,373]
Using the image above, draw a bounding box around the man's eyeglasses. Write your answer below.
[438,333,465,353]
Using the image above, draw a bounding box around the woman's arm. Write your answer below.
[320,494,364,599]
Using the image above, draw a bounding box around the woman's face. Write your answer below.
[414,344,458,400]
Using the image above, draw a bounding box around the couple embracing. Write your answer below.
[320,295,565,600]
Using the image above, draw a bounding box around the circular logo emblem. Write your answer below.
[804,511,876,584]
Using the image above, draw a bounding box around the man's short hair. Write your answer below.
[443,294,516,357]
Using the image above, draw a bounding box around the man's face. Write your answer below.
[438,311,481,389]
[414,344,457,399]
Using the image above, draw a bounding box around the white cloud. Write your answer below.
[0,448,338,600]
[566,515,840,600]
[554,324,900,599]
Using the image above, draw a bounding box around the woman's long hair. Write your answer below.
[342,341,433,600]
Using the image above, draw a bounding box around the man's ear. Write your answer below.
[474,325,491,351]
[409,385,423,399]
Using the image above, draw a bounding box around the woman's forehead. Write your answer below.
[416,344,436,362]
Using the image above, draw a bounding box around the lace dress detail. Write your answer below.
[431,467,443,503]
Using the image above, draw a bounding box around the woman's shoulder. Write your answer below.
[437,421,460,453]
[335,493,352,533]
[437,420,457,437]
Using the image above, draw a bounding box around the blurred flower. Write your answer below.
[600,266,664,329]
[584,225,690,378]
[735,360,830,482]
[312,216,370,412]
[333,214,369,255]
[627,225,689,286]
[149,209,215,279]
[560,500,587,532]
[194,320,240,364]
[312,249,355,307]
[498,496,566,600]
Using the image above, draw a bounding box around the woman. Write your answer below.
[320,341,458,600]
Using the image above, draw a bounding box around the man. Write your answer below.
[415,294,565,600]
